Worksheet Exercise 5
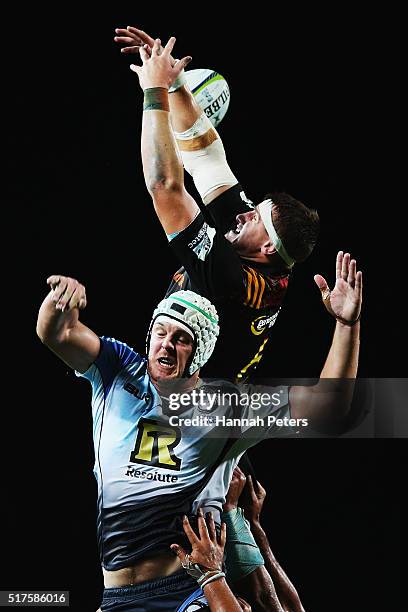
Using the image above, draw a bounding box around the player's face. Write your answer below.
[225,206,270,256]
[148,321,194,382]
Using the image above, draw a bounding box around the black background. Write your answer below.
[3,7,404,612]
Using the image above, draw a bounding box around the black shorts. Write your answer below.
[100,571,208,611]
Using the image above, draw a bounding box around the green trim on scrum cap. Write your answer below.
[171,296,218,325]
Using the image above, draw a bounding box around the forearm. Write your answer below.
[222,507,283,611]
[36,291,79,345]
[141,91,184,193]
[202,577,243,612]
[320,321,360,379]
[249,522,305,612]
[169,84,203,133]
[168,85,237,204]
[234,566,285,612]
[36,285,99,372]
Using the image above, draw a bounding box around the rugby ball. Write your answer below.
[184,68,230,128]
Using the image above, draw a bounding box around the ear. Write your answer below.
[261,240,276,256]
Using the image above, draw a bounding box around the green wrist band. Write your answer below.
[143,87,170,112]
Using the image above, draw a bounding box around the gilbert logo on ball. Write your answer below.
[184,68,230,128]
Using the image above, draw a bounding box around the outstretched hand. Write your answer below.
[223,466,247,512]
[314,251,362,325]
[170,509,226,572]
[47,275,87,313]
[114,26,171,59]
[238,473,267,525]
[128,36,191,91]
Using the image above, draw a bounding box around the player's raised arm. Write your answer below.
[115,26,238,205]
[130,37,201,235]
[290,251,362,422]
[238,471,306,612]
[36,275,100,372]
[222,468,286,612]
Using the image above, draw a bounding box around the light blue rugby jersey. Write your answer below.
[77,337,291,570]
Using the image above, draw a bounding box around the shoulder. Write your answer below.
[242,265,290,308]
[96,336,145,372]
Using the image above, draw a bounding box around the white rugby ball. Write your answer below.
[184,68,230,128]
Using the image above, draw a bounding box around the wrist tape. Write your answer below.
[221,507,264,583]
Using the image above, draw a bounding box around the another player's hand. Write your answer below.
[129,37,191,91]
[239,474,266,525]
[223,466,247,513]
[46,275,87,313]
[114,26,177,66]
[236,597,252,611]
[314,251,362,325]
[170,508,226,572]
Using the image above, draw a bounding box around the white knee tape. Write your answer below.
[175,113,238,201]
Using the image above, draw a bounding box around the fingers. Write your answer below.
[336,250,343,280]
[248,475,266,501]
[314,274,330,300]
[47,276,86,312]
[197,508,210,541]
[219,521,227,548]
[348,258,356,287]
[236,597,252,612]
[58,283,85,312]
[246,474,259,502]
[257,480,266,500]
[126,26,156,48]
[129,64,142,76]
[355,270,363,298]
[47,275,61,290]
[152,38,162,55]
[206,512,216,542]
[114,34,137,44]
[176,55,193,73]
[235,467,247,495]
[120,45,150,56]
[182,515,199,545]
[170,543,187,563]
[139,45,150,63]
[163,36,176,56]
[234,465,245,478]
[341,252,350,280]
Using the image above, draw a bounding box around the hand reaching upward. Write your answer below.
[314,251,362,325]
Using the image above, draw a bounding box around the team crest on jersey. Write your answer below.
[129,418,182,471]
[251,312,279,335]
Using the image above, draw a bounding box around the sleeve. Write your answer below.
[206,183,254,235]
[169,209,246,300]
[76,337,139,397]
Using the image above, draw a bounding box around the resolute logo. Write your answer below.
[251,313,279,336]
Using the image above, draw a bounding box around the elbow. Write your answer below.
[36,323,65,349]
[36,320,47,344]
[147,176,183,196]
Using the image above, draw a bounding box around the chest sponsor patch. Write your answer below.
[251,312,279,335]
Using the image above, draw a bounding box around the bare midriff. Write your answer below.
[103,552,182,587]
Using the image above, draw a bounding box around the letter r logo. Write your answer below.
[129,418,181,471]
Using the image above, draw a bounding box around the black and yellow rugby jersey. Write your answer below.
[167,184,290,382]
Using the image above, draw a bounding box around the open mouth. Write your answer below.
[157,357,176,369]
